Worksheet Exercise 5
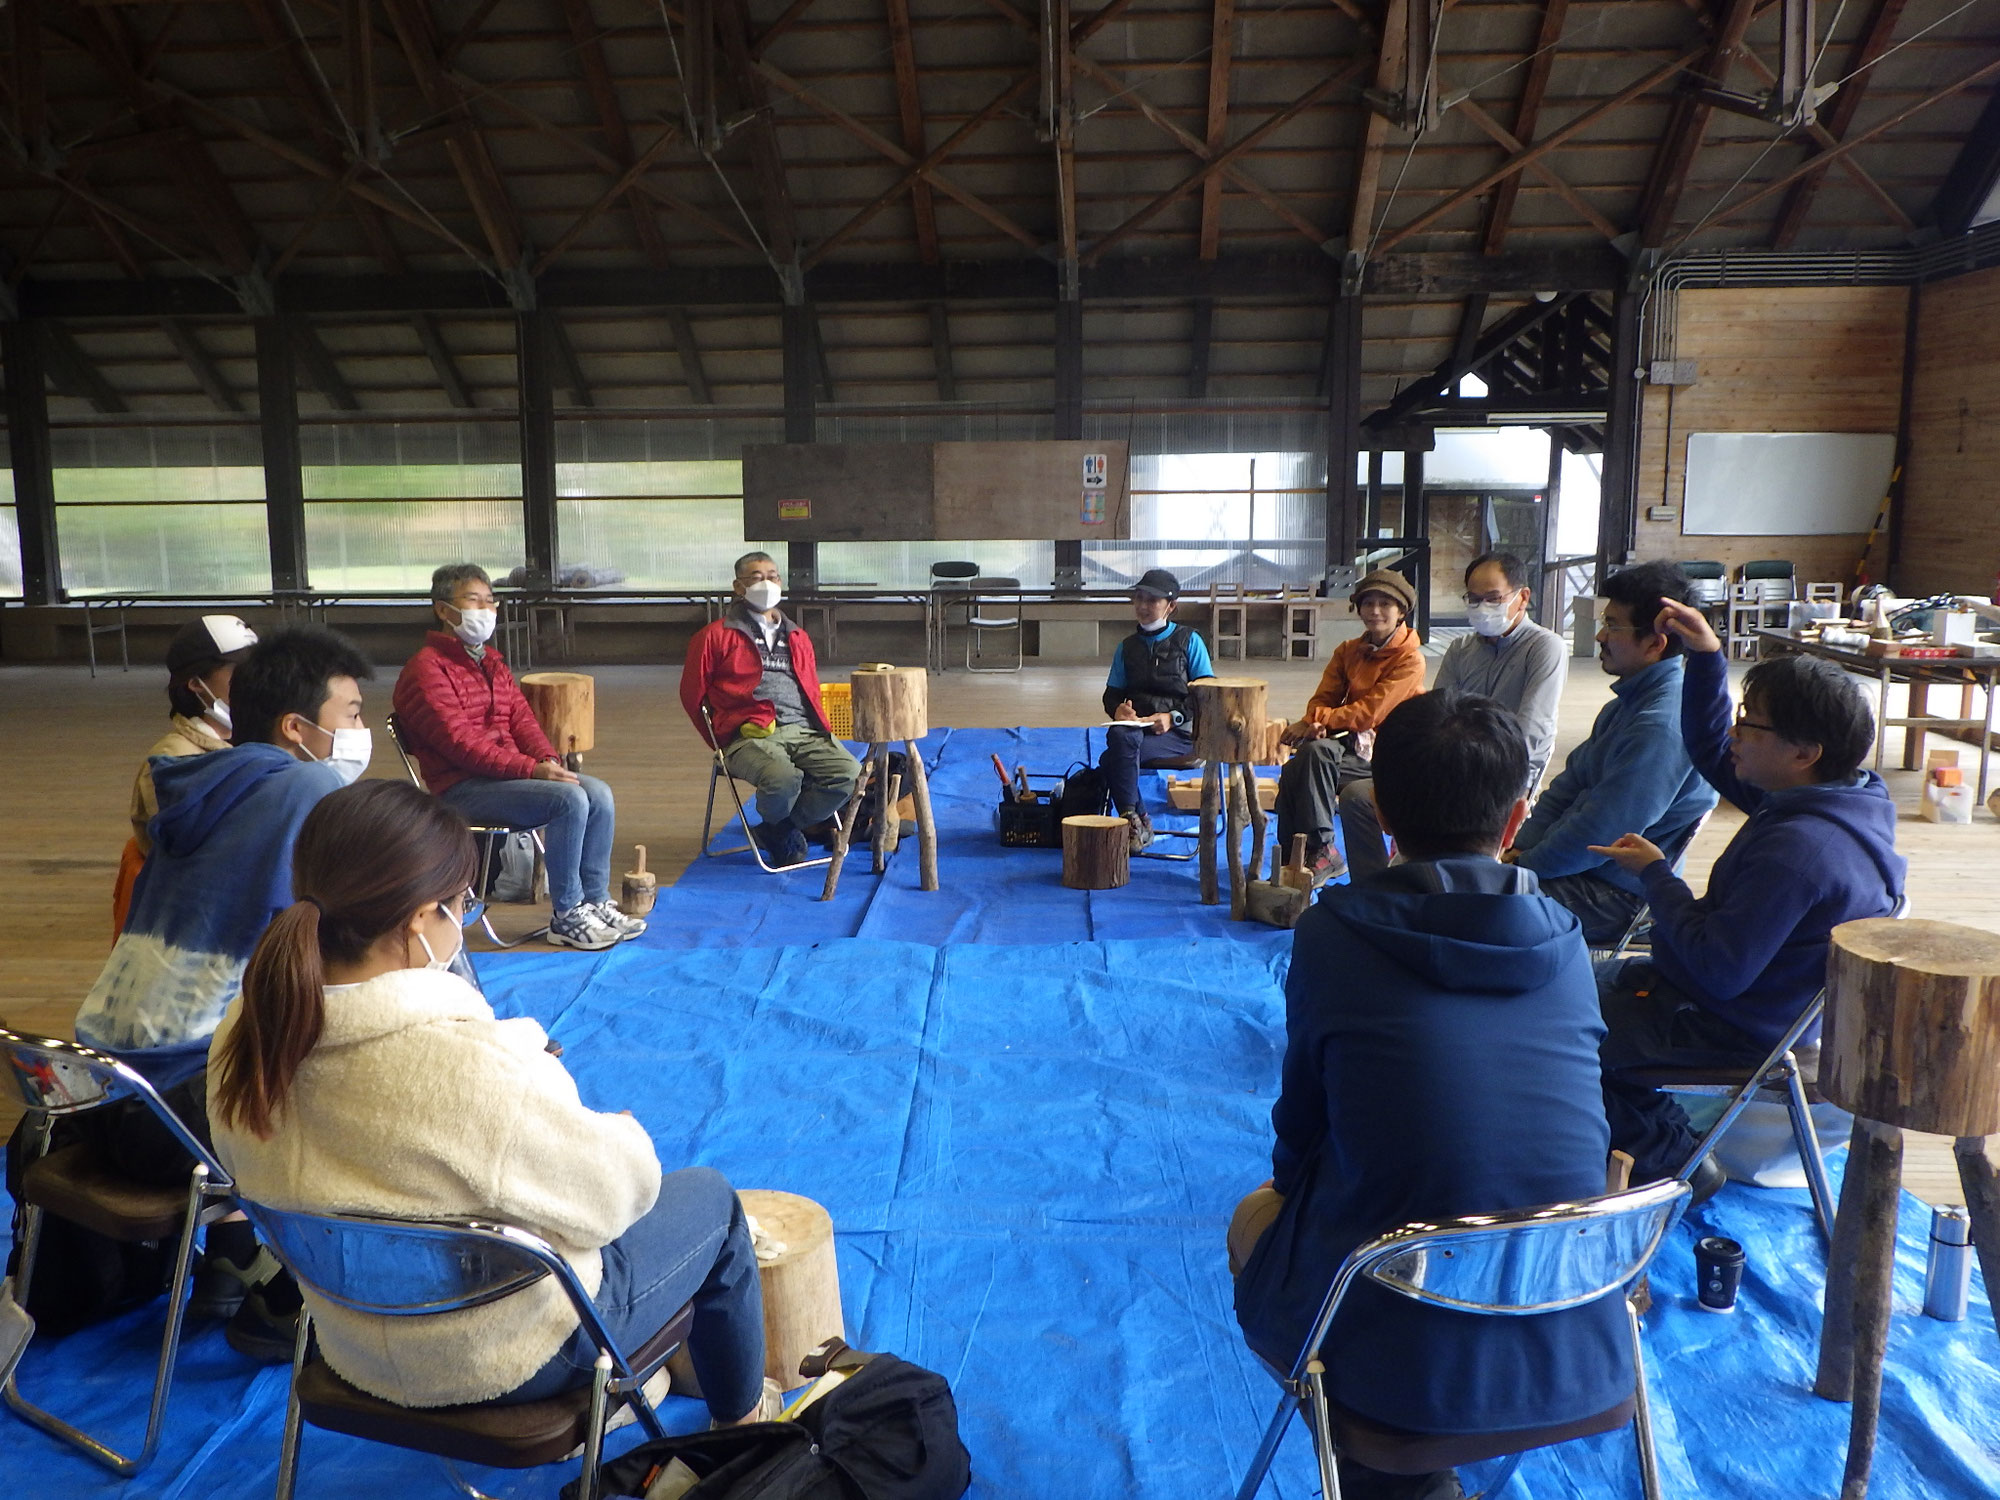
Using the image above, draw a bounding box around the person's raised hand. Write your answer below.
[1147,712,1173,734]
[1655,598,1722,654]
[1112,699,1139,721]
[1586,832,1666,874]
[531,758,581,783]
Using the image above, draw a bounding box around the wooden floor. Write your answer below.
[3,651,1993,1202]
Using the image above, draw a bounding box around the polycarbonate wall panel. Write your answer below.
[817,541,1055,589]
[304,501,527,592]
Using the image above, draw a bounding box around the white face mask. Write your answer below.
[744,579,782,612]
[415,906,462,972]
[450,606,497,647]
[1467,600,1514,638]
[296,719,374,786]
[193,681,232,738]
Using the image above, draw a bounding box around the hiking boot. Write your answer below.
[754,820,810,867]
[1305,838,1347,888]
[1123,809,1155,852]
[589,900,648,940]
[548,903,620,951]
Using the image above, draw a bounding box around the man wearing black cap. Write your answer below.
[1099,568,1214,850]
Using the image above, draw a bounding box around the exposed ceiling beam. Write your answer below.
[1051,0,1080,286]
[1481,0,1568,254]
[1670,52,2000,245]
[670,308,713,403]
[1449,292,1488,370]
[441,0,507,66]
[1188,295,1214,397]
[1930,77,2000,237]
[796,72,1041,268]
[1375,45,1702,254]
[409,312,475,408]
[1365,292,1579,427]
[714,0,800,273]
[812,309,836,400]
[1732,35,1913,233]
[1769,0,1908,246]
[1196,0,1237,260]
[1457,99,1618,241]
[161,319,242,413]
[44,323,129,413]
[883,0,939,263]
[1087,60,1369,265]
[377,0,526,270]
[13,0,49,166]
[1345,0,1410,264]
[750,0,822,58]
[1635,0,1759,248]
[550,316,594,406]
[290,317,362,409]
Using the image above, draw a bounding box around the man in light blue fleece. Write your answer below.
[1503,561,1717,946]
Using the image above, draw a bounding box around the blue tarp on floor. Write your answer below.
[6,729,1998,1498]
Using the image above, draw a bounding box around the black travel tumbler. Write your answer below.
[1694,1236,1746,1313]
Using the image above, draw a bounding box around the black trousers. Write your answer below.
[1273,735,1373,849]
[1540,872,1647,950]
[1098,722,1196,815]
[1597,962,1767,1182]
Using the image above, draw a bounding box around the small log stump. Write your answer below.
[850,666,929,742]
[1062,815,1130,889]
[737,1189,845,1388]
[620,845,657,916]
[1189,677,1268,764]
[1816,917,2000,1500]
[519,671,595,761]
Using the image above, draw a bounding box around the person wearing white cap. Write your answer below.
[113,614,261,934]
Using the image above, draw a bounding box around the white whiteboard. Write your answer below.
[1683,432,1895,536]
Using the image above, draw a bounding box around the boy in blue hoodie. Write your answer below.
[1232,692,1627,1500]
[1588,599,1906,1184]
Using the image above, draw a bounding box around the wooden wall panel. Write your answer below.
[1631,286,1908,588]
[1901,268,2000,597]
[742,442,936,540]
[932,440,1130,541]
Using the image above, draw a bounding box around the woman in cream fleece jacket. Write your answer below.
[208,780,769,1419]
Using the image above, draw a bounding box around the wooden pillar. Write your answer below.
[1404,448,1428,642]
[1053,294,1084,590]
[255,315,308,594]
[1323,292,1364,575]
[0,320,61,605]
[516,309,559,591]
[1595,284,1643,589]
[781,299,817,590]
[1886,283,1919,582]
[1536,430,1564,628]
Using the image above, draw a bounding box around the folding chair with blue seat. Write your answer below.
[696,703,839,874]
[239,1201,695,1500]
[386,711,548,948]
[1234,1176,1692,1500]
[0,1027,237,1476]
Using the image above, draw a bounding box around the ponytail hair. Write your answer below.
[213,780,479,1137]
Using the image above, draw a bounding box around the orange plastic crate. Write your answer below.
[821,681,854,739]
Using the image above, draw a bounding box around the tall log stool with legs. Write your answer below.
[822,666,938,899]
[1188,676,1269,917]
[518,671,594,771]
[1815,918,2000,1500]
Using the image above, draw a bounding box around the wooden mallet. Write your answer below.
[621,844,657,916]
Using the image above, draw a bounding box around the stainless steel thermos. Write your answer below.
[1925,1205,1973,1322]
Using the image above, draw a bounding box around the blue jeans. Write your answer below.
[1539,872,1646,949]
[442,773,616,913]
[1098,723,1195,814]
[495,1167,766,1423]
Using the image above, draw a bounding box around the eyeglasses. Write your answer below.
[1462,591,1517,608]
[1732,711,1780,735]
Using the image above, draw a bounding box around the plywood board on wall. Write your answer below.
[1900,267,2000,597]
[932,440,1131,540]
[1630,285,1907,586]
[742,442,935,540]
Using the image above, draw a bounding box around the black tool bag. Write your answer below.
[1054,762,1110,821]
[568,1343,971,1500]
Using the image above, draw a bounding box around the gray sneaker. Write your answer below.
[591,900,648,940]
[547,904,620,951]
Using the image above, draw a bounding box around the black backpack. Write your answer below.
[568,1343,971,1500]
[1055,761,1110,822]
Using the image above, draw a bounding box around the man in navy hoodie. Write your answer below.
[1588,599,1906,1184]
[1232,692,1628,1500]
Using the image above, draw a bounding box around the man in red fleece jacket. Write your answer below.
[680,552,860,866]
[392,563,642,951]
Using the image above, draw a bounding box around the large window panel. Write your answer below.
[0,465,17,599]
[818,541,1054,589]
[1091,451,1324,591]
[302,421,524,591]
[50,425,271,595]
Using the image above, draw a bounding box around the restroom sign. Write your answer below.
[1082,452,1108,489]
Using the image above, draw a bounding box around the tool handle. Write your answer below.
[991,752,1014,792]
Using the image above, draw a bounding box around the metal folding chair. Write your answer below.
[240,1201,692,1500]
[697,703,838,874]
[1589,812,1711,963]
[385,712,548,948]
[965,576,1024,673]
[0,1028,237,1476]
[1632,894,1910,1246]
[1234,1177,1691,1500]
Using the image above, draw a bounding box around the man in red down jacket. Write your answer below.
[392,563,642,951]
[680,551,860,867]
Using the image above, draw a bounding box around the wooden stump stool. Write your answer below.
[519,671,595,770]
[737,1189,846,1388]
[1815,918,2000,1500]
[1188,677,1270,917]
[822,666,939,899]
[1062,815,1130,889]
